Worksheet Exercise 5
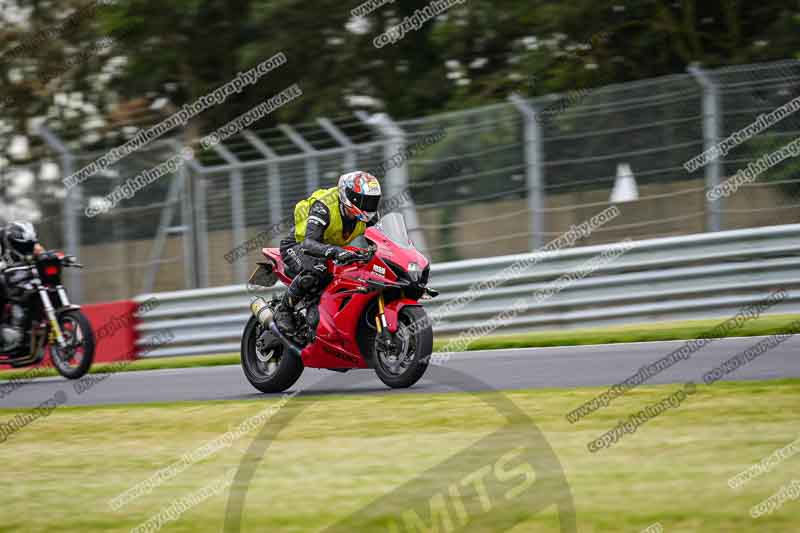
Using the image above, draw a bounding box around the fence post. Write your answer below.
[243,130,282,243]
[140,163,185,294]
[211,143,248,284]
[689,65,723,233]
[194,173,210,288]
[38,126,82,301]
[318,117,357,172]
[279,124,319,195]
[509,94,545,250]
[230,169,247,283]
[355,111,428,254]
[180,161,197,289]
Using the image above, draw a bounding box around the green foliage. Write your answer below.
[0,0,110,137]
[742,134,800,197]
[3,1,800,133]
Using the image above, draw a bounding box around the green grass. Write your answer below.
[0,353,241,381]
[0,379,797,532]
[432,312,800,351]
[2,313,798,381]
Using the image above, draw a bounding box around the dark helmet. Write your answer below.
[3,221,37,262]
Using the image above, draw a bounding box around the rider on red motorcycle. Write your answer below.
[275,171,382,332]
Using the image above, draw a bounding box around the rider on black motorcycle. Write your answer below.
[0,221,45,350]
[275,171,382,332]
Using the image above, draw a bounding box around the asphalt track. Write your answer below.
[1,335,798,408]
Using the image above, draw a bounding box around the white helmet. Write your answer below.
[338,171,382,222]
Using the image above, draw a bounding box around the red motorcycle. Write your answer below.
[241,213,438,393]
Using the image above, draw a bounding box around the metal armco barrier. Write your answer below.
[135,224,800,358]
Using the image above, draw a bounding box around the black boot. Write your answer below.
[273,293,296,333]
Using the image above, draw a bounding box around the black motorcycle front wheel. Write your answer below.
[373,306,432,389]
[50,310,95,379]
[241,316,304,393]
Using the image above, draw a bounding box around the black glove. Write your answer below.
[325,247,358,263]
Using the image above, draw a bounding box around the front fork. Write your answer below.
[374,292,388,333]
[38,285,68,349]
[374,292,408,360]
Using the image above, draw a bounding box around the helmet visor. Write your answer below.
[346,189,381,213]
[11,239,34,257]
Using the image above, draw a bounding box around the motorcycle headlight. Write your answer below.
[407,262,421,282]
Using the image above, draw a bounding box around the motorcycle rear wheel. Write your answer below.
[373,306,432,389]
[241,316,304,393]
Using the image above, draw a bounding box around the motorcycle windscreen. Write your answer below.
[375,213,414,249]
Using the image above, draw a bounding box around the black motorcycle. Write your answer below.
[1,251,95,379]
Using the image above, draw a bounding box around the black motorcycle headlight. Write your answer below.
[384,259,428,287]
[384,259,408,281]
[406,262,421,282]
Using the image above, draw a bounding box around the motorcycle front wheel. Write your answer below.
[373,306,432,389]
[50,310,95,379]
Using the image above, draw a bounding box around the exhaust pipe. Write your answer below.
[250,297,303,358]
[250,297,275,327]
